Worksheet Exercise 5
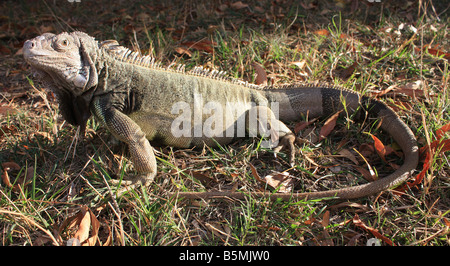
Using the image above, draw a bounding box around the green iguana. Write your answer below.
[23,31,419,200]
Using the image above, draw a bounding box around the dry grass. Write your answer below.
[0,0,449,246]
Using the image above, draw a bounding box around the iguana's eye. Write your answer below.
[56,38,70,50]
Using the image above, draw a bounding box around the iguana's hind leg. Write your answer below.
[246,105,297,166]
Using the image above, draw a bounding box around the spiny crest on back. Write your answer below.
[99,39,266,89]
[99,39,346,92]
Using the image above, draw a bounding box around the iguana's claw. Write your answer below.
[109,173,155,195]
[273,133,296,166]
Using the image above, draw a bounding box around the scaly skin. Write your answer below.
[23,31,419,199]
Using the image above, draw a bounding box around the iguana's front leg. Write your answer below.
[91,96,157,192]
[246,105,296,166]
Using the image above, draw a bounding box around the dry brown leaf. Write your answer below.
[180,40,216,54]
[1,167,13,187]
[62,206,101,246]
[354,165,377,182]
[416,44,450,61]
[314,29,330,36]
[251,62,267,85]
[319,111,342,141]
[358,143,375,158]
[2,162,20,171]
[230,1,248,10]
[74,208,91,244]
[1,162,34,191]
[291,60,306,69]
[369,133,387,162]
[352,214,395,246]
[294,118,317,134]
[338,149,359,165]
[398,121,450,192]
[191,170,217,187]
[175,46,192,57]
[263,171,294,193]
[85,209,100,246]
[335,62,358,80]
[436,121,450,140]
[249,163,264,183]
[369,85,396,97]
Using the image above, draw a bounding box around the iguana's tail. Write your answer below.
[172,86,419,200]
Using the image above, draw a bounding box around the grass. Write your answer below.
[0,0,449,246]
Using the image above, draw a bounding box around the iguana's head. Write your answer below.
[23,32,99,131]
[23,31,98,93]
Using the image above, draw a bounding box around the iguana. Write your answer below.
[23,31,419,200]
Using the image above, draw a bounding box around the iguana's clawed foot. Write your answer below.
[273,133,296,166]
[109,172,155,196]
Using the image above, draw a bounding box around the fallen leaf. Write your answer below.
[1,162,33,191]
[354,165,377,182]
[397,121,450,192]
[205,222,230,239]
[338,148,359,165]
[263,171,294,193]
[314,29,330,36]
[294,118,317,134]
[2,162,20,170]
[74,208,91,244]
[230,1,248,10]
[369,85,396,97]
[0,124,17,138]
[175,46,192,57]
[249,163,264,183]
[352,214,395,246]
[319,111,342,141]
[291,60,306,69]
[358,143,375,157]
[369,133,387,162]
[251,62,267,85]
[191,170,217,187]
[61,206,101,246]
[417,44,450,61]
[318,210,334,246]
[180,39,216,54]
[436,121,450,140]
[335,62,358,80]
